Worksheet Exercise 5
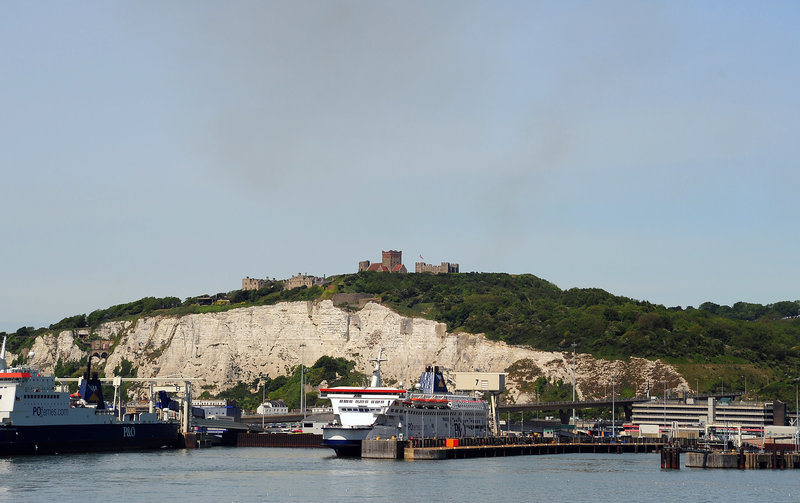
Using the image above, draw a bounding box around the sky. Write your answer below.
[1,1,799,332]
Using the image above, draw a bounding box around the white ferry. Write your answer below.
[320,349,489,456]
[0,336,179,455]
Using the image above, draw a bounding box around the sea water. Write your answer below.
[1,447,799,503]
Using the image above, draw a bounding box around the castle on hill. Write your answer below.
[358,250,459,274]
[359,250,407,273]
[242,249,458,292]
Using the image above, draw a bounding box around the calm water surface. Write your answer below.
[1,447,799,502]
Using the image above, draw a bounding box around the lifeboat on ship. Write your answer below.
[410,397,451,408]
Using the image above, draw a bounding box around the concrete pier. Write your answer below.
[362,439,404,459]
[685,451,738,468]
[685,450,800,469]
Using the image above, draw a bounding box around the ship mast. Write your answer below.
[369,348,387,387]
[0,334,6,372]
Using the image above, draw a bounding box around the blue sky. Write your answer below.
[1,1,799,332]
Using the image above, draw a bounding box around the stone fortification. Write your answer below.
[26,301,686,401]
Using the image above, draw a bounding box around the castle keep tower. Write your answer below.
[382,250,402,270]
[359,250,407,273]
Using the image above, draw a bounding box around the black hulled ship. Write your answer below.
[0,336,180,455]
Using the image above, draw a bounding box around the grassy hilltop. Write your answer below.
[5,271,800,405]
[332,273,800,403]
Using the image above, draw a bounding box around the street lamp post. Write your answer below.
[791,378,800,451]
[571,343,577,427]
[611,375,617,439]
[299,343,306,422]
[663,380,668,438]
[260,374,266,429]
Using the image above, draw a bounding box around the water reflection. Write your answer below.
[1,449,799,503]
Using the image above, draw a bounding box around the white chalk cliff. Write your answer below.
[28,301,687,401]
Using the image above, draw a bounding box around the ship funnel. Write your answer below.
[80,353,106,409]
[79,375,106,410]
[418,365,449,394]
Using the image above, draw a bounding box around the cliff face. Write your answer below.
[28,301,687,401]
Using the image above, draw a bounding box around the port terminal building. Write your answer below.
[627,397,785,437]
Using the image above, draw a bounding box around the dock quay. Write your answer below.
[685,449,800,469]
[362,437,664,460]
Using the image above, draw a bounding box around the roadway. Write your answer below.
[192,414,305,433]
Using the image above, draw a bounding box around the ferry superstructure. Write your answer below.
[0,336,179,455]
[321,349,489,456]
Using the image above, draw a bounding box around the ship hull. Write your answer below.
[0,422,181,455]
[321,426,372,457]
[321,439,362,457]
